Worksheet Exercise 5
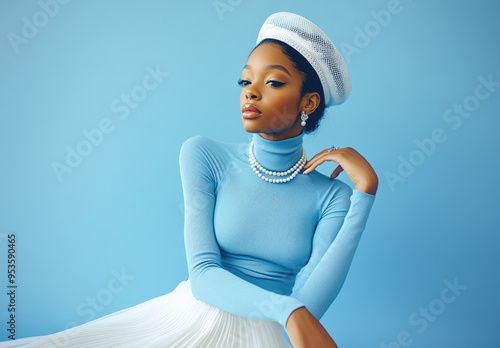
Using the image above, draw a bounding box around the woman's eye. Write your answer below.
[237,78,285,88]
[237,78,250,87]
[267,80,285,87]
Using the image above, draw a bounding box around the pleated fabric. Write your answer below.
[0,279,292,348]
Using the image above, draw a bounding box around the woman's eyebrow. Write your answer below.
[243,64,292,77]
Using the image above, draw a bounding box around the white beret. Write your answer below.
[256,12,351,106]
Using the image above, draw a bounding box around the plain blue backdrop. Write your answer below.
[1,0,499,347]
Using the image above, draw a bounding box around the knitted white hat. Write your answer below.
[256,12,351,107]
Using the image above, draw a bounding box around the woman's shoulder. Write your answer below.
[181,135,248,152]
[180,134,218,149]
[306,169,353,195]
[179,135,248,165]
[314,176,376,219]
[304,170,354,213]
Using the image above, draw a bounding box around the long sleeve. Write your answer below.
[179,136,305,328]
[290,183,376,319]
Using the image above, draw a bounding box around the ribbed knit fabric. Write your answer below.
[180,130,376,328]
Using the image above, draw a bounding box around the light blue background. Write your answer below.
[1,0,499,347]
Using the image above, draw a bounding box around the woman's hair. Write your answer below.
[252,38,326,134]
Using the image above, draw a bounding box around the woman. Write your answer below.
[2,12,377,348]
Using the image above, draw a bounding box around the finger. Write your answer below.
[303,156,330,174]
[304,154,321,169]
[330,165,344,179]
[304,148,338,169]
[304,151,341,170]
[304,152,332,169]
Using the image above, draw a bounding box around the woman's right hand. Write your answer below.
[285,307,339,348]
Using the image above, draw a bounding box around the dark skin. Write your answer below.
[239,42,378,347]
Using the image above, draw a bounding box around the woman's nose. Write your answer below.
[245,86,260,100]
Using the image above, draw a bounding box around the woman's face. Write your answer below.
[239,42,311,141]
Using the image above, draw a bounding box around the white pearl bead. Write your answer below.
[248,141,306,184]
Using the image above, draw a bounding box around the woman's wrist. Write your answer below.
[354,178,378,195]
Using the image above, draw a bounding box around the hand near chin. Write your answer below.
[285,307,339,348]
[302,146,378,195]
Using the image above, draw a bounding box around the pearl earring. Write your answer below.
[301,111,309,127]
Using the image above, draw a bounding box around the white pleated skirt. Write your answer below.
[0,279,292,348]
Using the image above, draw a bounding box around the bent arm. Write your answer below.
[291,183,376,319]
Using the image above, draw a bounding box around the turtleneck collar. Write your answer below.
[250,131,304,172]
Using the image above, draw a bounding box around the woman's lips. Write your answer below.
[242,111,261,119]
[242,104,262,119]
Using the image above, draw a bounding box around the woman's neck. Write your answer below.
[250,131,305,172]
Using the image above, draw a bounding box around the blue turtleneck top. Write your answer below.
[179,131,376,329]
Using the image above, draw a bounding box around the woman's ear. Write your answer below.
[301,92,321,115]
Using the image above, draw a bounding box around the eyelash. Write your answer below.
[237,78,285,88]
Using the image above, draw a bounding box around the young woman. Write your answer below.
[2,12,377,348]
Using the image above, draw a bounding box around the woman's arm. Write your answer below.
[179,136,305,328]
[285,146,377,346]
[292,146,377,317]
[286,307,339,348]
[290,187,376,319]
[284,186,375,347]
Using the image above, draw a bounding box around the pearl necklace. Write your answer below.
[248,141,307,183]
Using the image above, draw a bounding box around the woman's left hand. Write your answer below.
[303,146,378,195]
